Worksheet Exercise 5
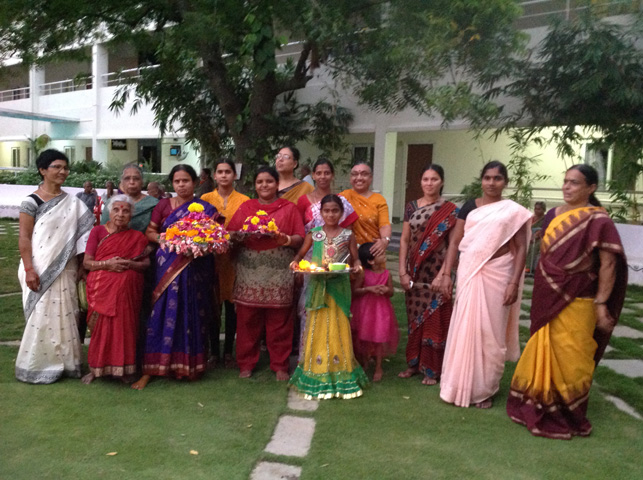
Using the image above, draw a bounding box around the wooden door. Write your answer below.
[405,144,433,205]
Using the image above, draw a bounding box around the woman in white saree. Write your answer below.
[437,161,531,408]
[16,149,94,384]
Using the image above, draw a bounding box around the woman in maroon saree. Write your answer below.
[507,165,627,439]
[132,165,218,390]
[82,195,150,384]
[398,165,458,385]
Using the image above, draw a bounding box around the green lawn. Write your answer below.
[1,219,642,479]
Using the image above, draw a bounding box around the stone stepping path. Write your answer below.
[250,391,319,479]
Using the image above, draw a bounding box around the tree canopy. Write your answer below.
[494,11,643,219]
[0,0,525,176]
[499,12,643,154]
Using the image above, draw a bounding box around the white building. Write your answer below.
[1,1,640,221]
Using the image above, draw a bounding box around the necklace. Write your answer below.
[39,185,62,197]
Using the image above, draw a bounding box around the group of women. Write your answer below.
[16,147,626,439]
[397,160,626,439]
[16,147,389,387]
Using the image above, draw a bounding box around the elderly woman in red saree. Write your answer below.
[438,161,531,408]
[82,195,150,384]
[398,165,458,386]
[507,165,626,439]
[132,165,218,390]
[228,166,305,380]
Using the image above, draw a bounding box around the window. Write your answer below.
[11,147,20,167]
[583,143,610,190]
[583,142,640,191]
[353,145,374,168]
[64,146,76,163]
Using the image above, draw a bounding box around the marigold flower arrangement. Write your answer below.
[240,209,279,235]
[159,202,230,257]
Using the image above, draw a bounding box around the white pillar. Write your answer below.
[372,117,397,222]
[91,43,108,163]
[29,67,45,140]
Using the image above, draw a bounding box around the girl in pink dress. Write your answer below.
[351,242,399,381]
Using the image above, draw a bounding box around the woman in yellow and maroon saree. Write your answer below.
[82,195,149,384]
[132,165,218,390]
[507,165,627,439]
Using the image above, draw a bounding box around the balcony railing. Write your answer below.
[102,65,158,87]
[39,76,93,96]
[0,87,30,102]
[517,0,643,29]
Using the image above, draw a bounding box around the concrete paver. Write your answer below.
[287,390,319,412]
[612,325,643,339]
[604,395,643,420]
[265,415,315,458]
[250,462,301,480]
[600,359,643,378]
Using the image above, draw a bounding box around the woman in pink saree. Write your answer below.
[437,161,531,408]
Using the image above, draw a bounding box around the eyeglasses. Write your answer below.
[48,164,70,172]
[350,171,371,178]
[275,153,292,160]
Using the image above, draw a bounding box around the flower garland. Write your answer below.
[159,202,230,257]
[241,209,279,235]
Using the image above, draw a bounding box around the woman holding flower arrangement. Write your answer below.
[132,165,222,390]
[227,166,305,380]
[202,158,249,367]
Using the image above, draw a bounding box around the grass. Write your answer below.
[305,360,642,480]
[1,219,642,479]
[0,346,287,480]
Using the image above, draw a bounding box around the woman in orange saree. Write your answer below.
[340,162,391,256]
[202,158,249,367]
[507,165,626,439]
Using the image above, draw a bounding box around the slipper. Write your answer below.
[398,368,419,379]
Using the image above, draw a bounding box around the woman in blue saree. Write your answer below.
[132,165,218,390]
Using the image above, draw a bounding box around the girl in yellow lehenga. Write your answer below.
[507,165,627,439]
[289,195,368,399]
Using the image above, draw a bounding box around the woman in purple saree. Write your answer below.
[132,165,217,390]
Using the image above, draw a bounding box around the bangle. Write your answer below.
[400,272,408,277]
[594,299,607,305]
[284,235,291,246]
[25,266,33,272]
